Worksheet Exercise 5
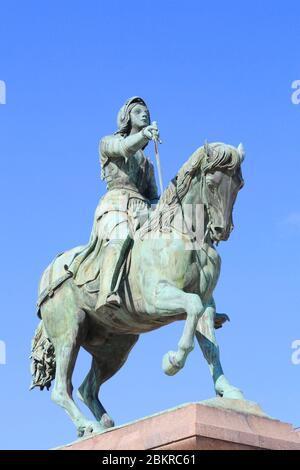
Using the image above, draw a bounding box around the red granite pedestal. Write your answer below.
[60,400,300,450]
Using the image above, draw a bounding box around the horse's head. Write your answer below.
[139,141,245,245]
[202,142,244,242]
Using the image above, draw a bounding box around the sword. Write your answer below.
[152,121,164,195]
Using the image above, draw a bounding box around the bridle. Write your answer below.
[174,172,213,247]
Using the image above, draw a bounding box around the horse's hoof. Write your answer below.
[221,387,245,400]
[100,413,114,429]
[216,384,245,400]
[162,351,181,376]
[77,425,94,438]
[77,427,85,438]
[77,420,108,438]
[215,375,245,400]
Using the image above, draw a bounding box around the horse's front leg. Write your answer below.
[149,280,205,376]
[196,302,244,399]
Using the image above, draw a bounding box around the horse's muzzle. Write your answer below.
[210,225,231,242]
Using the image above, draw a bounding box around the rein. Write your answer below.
[175,174,212,247]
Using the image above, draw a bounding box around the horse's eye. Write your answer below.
[207,182,216,193]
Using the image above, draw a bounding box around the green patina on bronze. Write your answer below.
[30,97,245,438]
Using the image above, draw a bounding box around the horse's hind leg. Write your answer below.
[78,333,139,427]
[77,357,114,429]
[196,303,244,399]
[45,306,106,437]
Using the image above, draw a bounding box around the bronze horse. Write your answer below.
[30,142,245,437]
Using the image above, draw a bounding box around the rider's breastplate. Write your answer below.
[103,150,149,194]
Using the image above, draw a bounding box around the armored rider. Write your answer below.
[95,96,159,310]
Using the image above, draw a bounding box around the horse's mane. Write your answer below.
[139,142,243,238]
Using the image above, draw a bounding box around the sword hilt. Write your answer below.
[152,121,162,144]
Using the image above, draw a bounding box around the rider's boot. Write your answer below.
[96,240,124,310]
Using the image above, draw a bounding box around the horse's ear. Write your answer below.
[204,140,212,160]
[237,143,245,162]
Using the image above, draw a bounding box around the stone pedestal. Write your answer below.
[60,400,300,450]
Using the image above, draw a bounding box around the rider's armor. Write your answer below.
[95,132,158,310]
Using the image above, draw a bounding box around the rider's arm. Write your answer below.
[100,132,150,163]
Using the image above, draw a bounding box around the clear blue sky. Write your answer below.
[0,0,300,450]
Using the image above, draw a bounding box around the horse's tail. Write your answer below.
[29,321,56,391]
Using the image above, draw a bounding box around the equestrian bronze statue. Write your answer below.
[30,97,245,437]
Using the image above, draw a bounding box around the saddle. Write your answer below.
[36,236,134,315]
[36,246,83,316]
